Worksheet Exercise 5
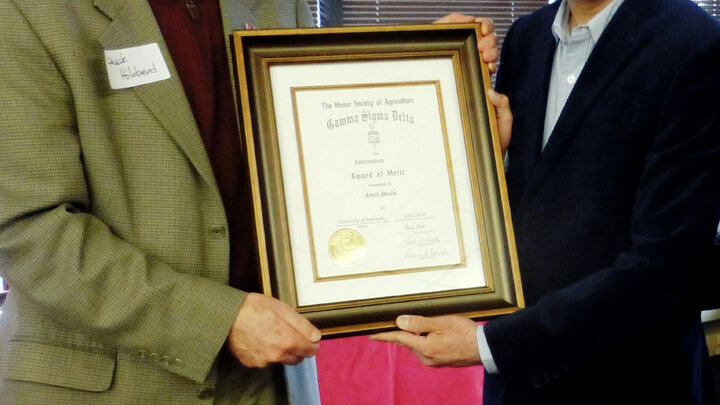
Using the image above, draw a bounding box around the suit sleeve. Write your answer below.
[0,1,245,384]
[484,31,720,390]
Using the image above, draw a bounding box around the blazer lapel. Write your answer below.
[526,0,646,191]
[94,0,218,190]
[519,16,557,184]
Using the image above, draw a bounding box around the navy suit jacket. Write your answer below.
[484,0,720,403]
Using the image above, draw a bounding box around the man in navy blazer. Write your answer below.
[373,0,720,403]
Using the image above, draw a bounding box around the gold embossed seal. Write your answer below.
[328,229,366,266]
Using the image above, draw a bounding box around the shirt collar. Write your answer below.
[551,0,626,44]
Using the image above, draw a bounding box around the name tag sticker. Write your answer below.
[104,43,171,90]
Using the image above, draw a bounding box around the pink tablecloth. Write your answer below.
[316,334,484,405]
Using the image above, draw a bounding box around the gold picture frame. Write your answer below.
[233,24,523,337]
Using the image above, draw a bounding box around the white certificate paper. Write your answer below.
[292,82,464,279]
[270,58,487,306]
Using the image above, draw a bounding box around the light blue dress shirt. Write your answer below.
[479,0,626,374]
[542,0,626,148]
[285,357,322,404]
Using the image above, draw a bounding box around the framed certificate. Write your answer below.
[233,24,523,336]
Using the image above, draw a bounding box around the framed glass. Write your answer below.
[233,24,523,336]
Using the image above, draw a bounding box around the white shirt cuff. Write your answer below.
[476,324,499,374]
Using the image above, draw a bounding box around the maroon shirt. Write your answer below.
[148,0,259,292]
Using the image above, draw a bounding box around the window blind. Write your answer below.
[308,1,548,52]
[694,0,720,17]
[307,1,719,29]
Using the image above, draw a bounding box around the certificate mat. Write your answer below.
[273,62,486,306]
[233,25,523,335]
[292,81,465,280]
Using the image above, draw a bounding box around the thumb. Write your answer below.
[487,89,512,154]
[396,315,434,334]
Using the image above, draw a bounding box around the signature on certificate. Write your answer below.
[401,225,450,260]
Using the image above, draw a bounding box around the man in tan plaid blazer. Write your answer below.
[0,1,322,403]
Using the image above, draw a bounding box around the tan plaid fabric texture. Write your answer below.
[0,1,312,403]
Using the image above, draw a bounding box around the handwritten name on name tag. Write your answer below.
[104,43,171,90]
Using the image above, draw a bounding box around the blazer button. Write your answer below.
[150,352,162,362]
[209,226,226,239]
[197,387,215,400]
